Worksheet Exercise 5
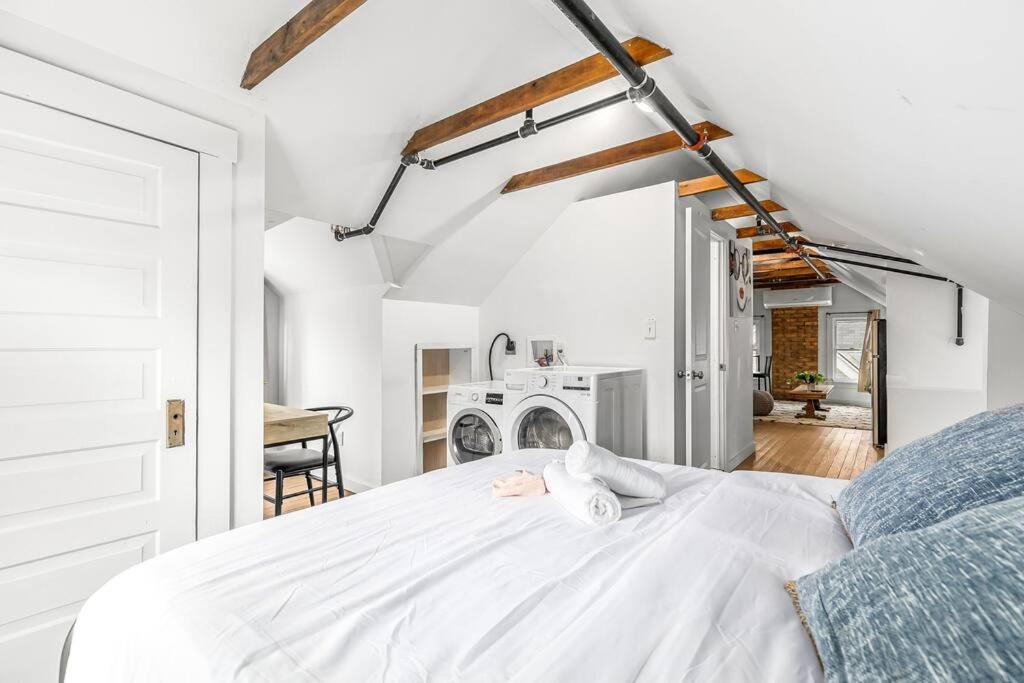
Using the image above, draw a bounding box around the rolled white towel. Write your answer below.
[543,461,621,526]
[565,441,667,500]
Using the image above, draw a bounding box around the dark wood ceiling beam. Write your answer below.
[402,37,672,156]
[711,199,785,221]
[677,169,764,197]
[752,236,806,253]
[735,221,801,240]
[242,0,370,89]
[501,123,731,194]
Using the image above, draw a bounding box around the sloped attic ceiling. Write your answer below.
[4,0,1021,311]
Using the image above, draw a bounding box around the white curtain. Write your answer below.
[858,309,881,393]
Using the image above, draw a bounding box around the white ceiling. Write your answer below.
[4,0,1021,311]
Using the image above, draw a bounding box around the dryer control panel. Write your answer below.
[562,374,594,393]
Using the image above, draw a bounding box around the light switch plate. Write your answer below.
[645,317,657,340]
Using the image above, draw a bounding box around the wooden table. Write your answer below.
[263,403,330,511]
[263,403,328,447]
[790,383,834,419]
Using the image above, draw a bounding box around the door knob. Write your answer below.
[694,370,705,380]
[677,370,684,378]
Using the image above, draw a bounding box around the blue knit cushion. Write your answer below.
[790,496,1024,682]
[837,403,1024,546]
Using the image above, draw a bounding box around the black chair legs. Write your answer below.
[333,455,345,498]
[274,470,284,517]
[304,473,316,507]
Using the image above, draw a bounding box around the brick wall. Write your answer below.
[771,306,818,398]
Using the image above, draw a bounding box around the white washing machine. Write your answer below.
[503,366,645,458]
[446,381,506,466]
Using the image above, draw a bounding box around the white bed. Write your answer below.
[66,450,850,682]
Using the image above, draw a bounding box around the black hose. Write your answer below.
[488,332,511,380]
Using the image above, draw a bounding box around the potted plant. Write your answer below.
[795,371,825,389]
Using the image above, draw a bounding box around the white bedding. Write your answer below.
[67,450,850,682]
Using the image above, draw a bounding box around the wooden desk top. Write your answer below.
[264,403,328,446]
[790,383,834,399]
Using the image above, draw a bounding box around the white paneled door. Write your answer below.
[682,207,712,468]
[0,93,199,682]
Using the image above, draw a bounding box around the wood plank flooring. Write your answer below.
[738,421,883,479]
[263,475,353,519]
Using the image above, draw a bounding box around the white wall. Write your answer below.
[381,300,479,484]
[886,274,989,449]
[987,301,1024,410]
[280,285,387,491]
[480,183,679,463]
[263,281,281,403]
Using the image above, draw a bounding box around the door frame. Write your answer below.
[0,47,238,538]
[708,233,729,470]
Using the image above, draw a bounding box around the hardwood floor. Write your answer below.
[738,421,883,479]
[263,475,353,519]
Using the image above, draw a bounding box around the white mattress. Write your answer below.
[67,450,850,682]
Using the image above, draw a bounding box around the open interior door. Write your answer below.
[0,92,199,682]
[675,202,712,467]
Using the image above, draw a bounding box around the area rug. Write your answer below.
[755,400,872,431]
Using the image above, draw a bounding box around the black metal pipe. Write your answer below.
[432,90,628,168]
[803,241,920,265]
[536,90,629,130]
[814,254,952,281]
[955,284,965,346]
[549,0,825,280]
[368,160,412,228]
[433,131,522,167]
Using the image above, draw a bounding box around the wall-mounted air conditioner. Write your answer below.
[762,286,833,309]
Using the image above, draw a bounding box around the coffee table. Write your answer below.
[790,383,834,419]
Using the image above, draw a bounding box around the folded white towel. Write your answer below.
[617,495,661,510]
[542,461,621,526]
[565,441,667,500]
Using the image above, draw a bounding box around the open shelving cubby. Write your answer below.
[416,344,474,474]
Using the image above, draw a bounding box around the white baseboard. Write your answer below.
[309,470,376,493]
[725,441,755,472]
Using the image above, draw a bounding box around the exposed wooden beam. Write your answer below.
[711,199,785,221]
[752,236,806,253]
[241,0,370,89]
[677,169,764,197]
[755,258,828,274]
[402,37,672,156]
[501,123,731,194]
[755,266,831,281]
[735,221,800,240]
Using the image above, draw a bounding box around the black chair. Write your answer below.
[753,355,772,393]
[263,406,354,516]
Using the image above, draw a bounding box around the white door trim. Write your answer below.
[0,48,237,538]
[0,46,238,162]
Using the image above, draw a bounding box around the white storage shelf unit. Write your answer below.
[416,344,473,472]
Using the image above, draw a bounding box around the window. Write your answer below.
[752,316,765,370]
[828,314,867,384]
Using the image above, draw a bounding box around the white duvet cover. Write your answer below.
[67,450,850,683]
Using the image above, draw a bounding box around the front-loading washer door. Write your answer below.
[509,395,586,451]
[448,408,502,464]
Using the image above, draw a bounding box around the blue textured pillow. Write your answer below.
[789,496,1024,682]
[837,403,1024,546]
